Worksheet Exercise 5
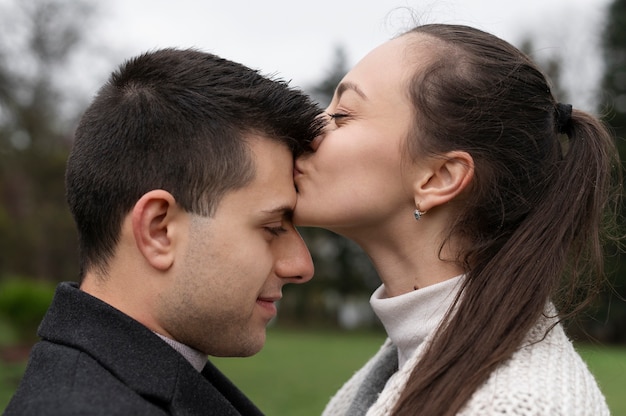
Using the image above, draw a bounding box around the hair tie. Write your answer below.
[555,103,573,135]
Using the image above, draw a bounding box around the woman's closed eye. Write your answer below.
[327,112,350,126]
[328,112,349,121]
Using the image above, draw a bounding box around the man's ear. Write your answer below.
[413,151,474,212]
[131,190,181,271]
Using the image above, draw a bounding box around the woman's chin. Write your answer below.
[293,208,331,229]
[293,211,318,227]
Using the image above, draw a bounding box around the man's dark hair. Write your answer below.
[65,48,324,278]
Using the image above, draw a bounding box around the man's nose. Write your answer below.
[274,230,314,284]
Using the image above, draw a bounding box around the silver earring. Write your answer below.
[414,209,425,221]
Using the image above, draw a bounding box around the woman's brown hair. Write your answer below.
[393,24,621,415]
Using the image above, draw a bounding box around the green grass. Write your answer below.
[2,326,625,415]
[0,319,27,411]
[212,328,386,416]
[0,360,27,410]
[577,343,626,416]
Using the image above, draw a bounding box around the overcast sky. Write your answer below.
[79,0,611,111]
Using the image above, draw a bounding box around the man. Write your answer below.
[4,48,324,415]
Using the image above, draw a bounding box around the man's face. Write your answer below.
[159,137,314,357]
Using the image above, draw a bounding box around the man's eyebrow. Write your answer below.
[261,205,294,219]
[336,81,368,101]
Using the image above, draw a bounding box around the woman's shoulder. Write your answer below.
[459,319,609,415]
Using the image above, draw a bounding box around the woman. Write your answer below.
[294,24,618,415]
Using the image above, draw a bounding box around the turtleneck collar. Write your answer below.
[370,275,464,369]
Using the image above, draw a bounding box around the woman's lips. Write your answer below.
[293,164,303,180]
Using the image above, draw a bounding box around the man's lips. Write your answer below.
[257,295,281,303]
[256,296,281,317]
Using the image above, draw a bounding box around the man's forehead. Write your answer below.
[240,136,297,213]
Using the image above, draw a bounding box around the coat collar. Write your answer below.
[38,282,262,415]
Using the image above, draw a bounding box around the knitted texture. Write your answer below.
[323,314,609,416]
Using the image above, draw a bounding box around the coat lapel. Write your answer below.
[39,283,263,415]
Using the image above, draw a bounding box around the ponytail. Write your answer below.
[393,24,621,416]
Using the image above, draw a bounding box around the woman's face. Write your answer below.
[294,35,421,233]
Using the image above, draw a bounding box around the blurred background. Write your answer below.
[1,0,625,414]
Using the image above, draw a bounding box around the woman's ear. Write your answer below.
[413,151,474,212]
[131,190,181,271]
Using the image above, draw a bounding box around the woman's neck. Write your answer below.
[334,218,464,297]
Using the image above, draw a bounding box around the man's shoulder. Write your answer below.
[4,341,169,416]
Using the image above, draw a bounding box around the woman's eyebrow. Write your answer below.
[336,81,368,101]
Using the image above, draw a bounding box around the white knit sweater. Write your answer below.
[323,278,610,416]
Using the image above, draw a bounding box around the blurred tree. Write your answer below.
[519,38,568,103]
[602,0,626,139]
[596,0,626,344]
[0,0,96,282]
[308,46,350,105]
[280,46,382,329]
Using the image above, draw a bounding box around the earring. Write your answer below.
[413,209,425,221]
